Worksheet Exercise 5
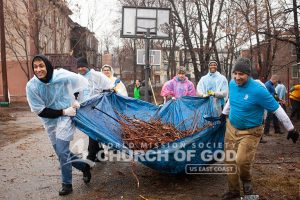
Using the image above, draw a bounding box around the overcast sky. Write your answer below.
[68,0,122,49]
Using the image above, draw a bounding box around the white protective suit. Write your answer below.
[26,68,88,145]
[197,71,228,116]
[78,69,114,102]
[101,65,128,97]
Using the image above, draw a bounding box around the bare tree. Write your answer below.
[5,0,72,80]
[4,0,31,80]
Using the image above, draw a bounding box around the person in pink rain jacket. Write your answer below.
[160,68,196,102]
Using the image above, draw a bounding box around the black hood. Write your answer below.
[32,54,54,83]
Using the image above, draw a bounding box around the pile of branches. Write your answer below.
[116,112,213,151]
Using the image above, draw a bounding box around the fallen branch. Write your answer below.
[115,111,213,150]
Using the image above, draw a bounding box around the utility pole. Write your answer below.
[0,0,9,102]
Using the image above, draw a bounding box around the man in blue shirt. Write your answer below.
[275,80,287,111]
[221,57,299,200]
[264,75,282,135]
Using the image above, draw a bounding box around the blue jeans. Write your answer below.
[53,139,87,184]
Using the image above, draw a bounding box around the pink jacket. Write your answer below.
[160,76,196,98]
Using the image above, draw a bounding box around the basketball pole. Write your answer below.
[144,28,151,102]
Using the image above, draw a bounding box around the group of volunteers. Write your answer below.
[26,54,299,198]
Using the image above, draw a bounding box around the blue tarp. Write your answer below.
[74,92,225,174]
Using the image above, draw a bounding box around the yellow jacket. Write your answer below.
[289,84,300,101]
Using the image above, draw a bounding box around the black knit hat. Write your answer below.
[233,57,251,75]
[77,57,89,68]
[208,60,218,67]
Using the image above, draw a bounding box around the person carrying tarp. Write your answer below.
[289,83,300,120]
[221,57,299,200]
[26,55,92,196]
[101,64,128,97]
[196,60,228,116]
[76,57,113,163]
[160,67,196,103]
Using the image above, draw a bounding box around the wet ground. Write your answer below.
[0,103,299,200]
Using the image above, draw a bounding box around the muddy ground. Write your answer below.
[0,103,299,200]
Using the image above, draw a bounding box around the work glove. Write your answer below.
[207,90,215,97]
[63,107,76,117]
[287,129,299,143]
[72,100,80,109]
[112,87,117,93]
[171,97,176,100]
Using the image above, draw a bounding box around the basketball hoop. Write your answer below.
[121,6,171,39]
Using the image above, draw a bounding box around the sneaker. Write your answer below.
[263,132,270,136]
[58,183,73,196]
[243,181,253,195]
[83,164,91,184]
[259,138,267,143]
[222,191,240,200]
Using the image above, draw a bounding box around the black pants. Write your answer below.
[290,99,300,119]
[264,112,281,134]
[87,137,104,161]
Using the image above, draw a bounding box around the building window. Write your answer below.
[291,65,299,78]
[164,75,167,82]
[155,75,160,83]
[291,44,296,56]
[164,63,168,70]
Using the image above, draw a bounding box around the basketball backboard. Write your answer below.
[121,6,171,39]
[137,49,161,65]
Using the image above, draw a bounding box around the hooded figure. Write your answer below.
[26,55,91,195]
[160,67,196,99]
[101,64,128,96]
[197,60,228,116]
[76,57,113,102]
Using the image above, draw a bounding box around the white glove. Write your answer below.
[63,107,76,117]
[72,100,80,109]
[172,97,176,100]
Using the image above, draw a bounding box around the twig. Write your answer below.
[139,195,149,200]
[131,162,140,188]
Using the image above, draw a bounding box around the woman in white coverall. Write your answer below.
[101,64,128,96]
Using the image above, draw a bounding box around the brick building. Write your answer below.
[246,37,299,92]
[0,0,99,102]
